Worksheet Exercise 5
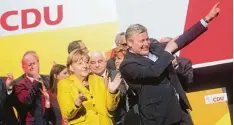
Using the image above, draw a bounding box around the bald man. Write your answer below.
[13,51,49,125]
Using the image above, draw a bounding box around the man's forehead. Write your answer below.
[137,32,148,37]
[24,54,37,60]
[130,32,148,39]
[90,56,105,61]
[22,54,38,64]
[90,52,105,59]
[120,35,126,39]
[119,36,126,43]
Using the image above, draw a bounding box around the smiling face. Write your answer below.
[128,32,150,56]
[89,52,107,76]
[115,52,125,70]
[22,52,40,77]
[67,49,90,79]
[70,56,90,78]
[126,24,150,56]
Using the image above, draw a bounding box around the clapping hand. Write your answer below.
[5,73,14,89]
[74,91,87,107]
[40,83,49,100]
[107,73,122,94]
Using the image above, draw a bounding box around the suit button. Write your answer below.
[93,104,95,107]
[95,112,98,115]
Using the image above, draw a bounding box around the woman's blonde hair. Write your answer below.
[67,49,89,74]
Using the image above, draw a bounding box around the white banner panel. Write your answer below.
[0,0,118,36]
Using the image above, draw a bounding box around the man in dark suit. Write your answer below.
[0,75,19,125]
[107,32,128,71]
[155,38,194,92]
[13,51,49,125]
[119,3,220,125]
[173,57,193,92]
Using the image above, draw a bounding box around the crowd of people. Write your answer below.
[0,2,220,125]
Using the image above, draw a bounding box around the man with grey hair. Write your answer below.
[120,3,220,125]
[89,51,109,78]
[89,51,137,125]
[115,32,128,50]
[13,51,49,125]
[107,32,128,70]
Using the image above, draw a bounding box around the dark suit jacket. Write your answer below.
[119,21,207,125]
[108,70,139,125]
[107,58,116,71]
[0,78,19,125]
[176,57,193,92]
[44,91,62,125]
[13,74,49,125]
[158,43,194,92]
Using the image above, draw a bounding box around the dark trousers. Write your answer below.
[25,121,34,125]
[171,107,194,125]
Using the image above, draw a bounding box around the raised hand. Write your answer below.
[39,82,50,108]
[164,36,179,53]
[40,83,49,101]
[5,73,14,89]
[74,91,87,107]
[107,73,121,94]
[204,2,220,22]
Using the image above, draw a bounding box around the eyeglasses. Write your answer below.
[120,43,128,46]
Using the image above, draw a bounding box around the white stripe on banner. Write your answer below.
[192,59,233,69]
[0,0,118,37]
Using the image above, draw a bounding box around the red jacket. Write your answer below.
[13,74,49,125]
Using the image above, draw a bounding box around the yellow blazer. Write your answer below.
[57,74,120,125]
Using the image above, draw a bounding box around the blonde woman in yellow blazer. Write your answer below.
[57,49,121,125]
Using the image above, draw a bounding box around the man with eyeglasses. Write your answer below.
[107,32,128,70]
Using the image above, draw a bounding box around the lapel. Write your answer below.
[20,74,49,89]
[40,75,49,89]
[149,43,165,57]
[69,75,92,96]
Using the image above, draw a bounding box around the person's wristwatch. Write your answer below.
[203,17,209,23]
[46,100,50,105]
